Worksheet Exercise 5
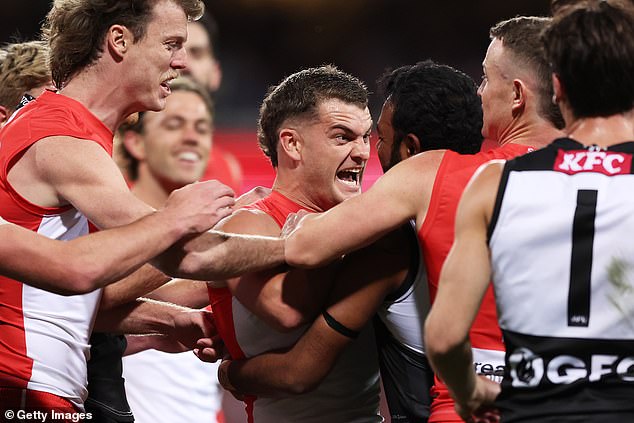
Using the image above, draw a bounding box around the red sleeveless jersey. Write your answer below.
[420,143,533,422]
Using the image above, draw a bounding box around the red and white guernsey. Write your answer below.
[0,91,113,409]
[419,143,533,422]
[209,190,381,423]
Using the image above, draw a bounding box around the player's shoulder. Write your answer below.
[388,149,447,180]
[216,207,279,236]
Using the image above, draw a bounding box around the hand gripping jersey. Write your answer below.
[0,91,113,409]
[490,138,634,422]
[208,190,381,423]
[419,143,533,422]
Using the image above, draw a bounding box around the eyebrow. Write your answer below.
[330,124,356,134]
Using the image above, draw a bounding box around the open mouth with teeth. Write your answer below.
[177,151,200,163]
[336,168,362,186]
[160,79,174,95]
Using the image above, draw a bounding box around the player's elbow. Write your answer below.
[159,250,205,279]
[270,311,307,333]
[54,265,103,295]
[279,370,321,395]
[424,317,466,360]
[285,238,330,269]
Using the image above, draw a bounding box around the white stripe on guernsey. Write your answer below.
[24,211,102,410]
[231,297,382,423]
[232,297,304,358]
[491,171,634,341]
[0,216,8,225]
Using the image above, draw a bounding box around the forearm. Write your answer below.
[224,349,325,396]
[68,209,185,288]
[284,214,344,268]
[147,279,209,308]
[220,318,345,396]
[94,297,186,335]
[427,339,478,405]
[124,334,165,355]
[99,264,170,310]
[158,230,285,280]
[124,334,188,356]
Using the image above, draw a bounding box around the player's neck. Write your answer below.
[131,173,173,209]
[58,71,131,132]
[498,116,564,150]
[272,177,324,213]
[565,111,634,148]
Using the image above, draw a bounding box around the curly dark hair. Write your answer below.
[377,60,483,158]
[257,65,368,167]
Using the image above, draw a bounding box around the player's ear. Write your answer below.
[106,24,132,60]
[279,127,302,162]
[403,133,422,158]
[511,79,527,117]
[552,73,565,105]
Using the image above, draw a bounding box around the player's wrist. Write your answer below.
[155,207,190,240]
[218,359,237,391]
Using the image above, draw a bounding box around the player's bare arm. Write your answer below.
[425,160,504,418]
[215,208,336,331]
[0,182,229,296]
[9,135,284,281]
[285,150,442,268]
[218,229,409,395]
[94,297,214,348]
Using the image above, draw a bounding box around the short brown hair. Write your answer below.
[0,41,50,112]
[543,0,634,117]
[118,76,214,180]
[490,16,565,129]
[257,65,368,167]
[43,0,204,89]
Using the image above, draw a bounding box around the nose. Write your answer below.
[351,138,370,162]
[477,81,484,97]
[172,47,188,70]
[181,125,203,145]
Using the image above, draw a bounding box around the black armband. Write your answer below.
[322,310,360,339]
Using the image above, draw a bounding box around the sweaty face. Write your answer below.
[182,22,222,92]
[376,99,408,172]
[296,98,372,211]
[138,90,212,189]
[478,38,515,141]
[126,0,189,112]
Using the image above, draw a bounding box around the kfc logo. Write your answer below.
[555,150,632,175]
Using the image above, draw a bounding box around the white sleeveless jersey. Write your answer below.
[230,298,382,423]
[376,221,430,355]
[0,208,102,410]
[489,138,634,422]
[374,222,433,422]
[123,350,222,423]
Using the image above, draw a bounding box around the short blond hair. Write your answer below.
[0,41,51,112]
